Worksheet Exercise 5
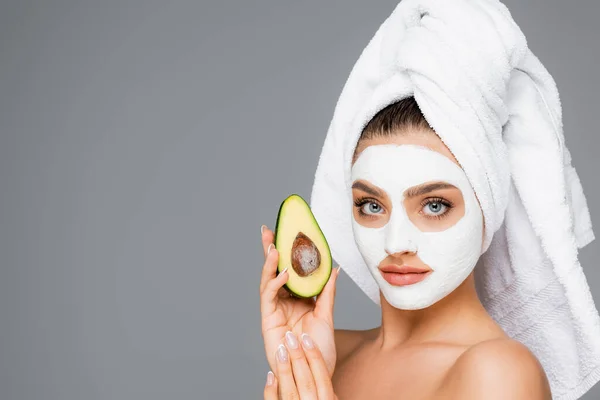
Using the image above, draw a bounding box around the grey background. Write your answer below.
[0,0,598,399]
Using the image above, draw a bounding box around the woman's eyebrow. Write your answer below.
[404,182,456,198]
[351,181,385,198]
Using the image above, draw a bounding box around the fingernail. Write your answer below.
[266,370,274,386]
[267,244,273,254]
[301,333,314,350]
[261,225,266,235]
[277,343,288,362]
[337,266,342,276]
[285,331,298,349]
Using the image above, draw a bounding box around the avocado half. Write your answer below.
[273,194,332,298]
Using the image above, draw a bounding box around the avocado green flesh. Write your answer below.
[274,194,332,298]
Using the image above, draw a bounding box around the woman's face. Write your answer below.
[350,130,484,310]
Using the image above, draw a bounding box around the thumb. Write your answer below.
[314,266,340,323]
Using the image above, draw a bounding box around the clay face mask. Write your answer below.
[350,144,483,310]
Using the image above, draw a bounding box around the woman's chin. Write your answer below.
[378,285,440,310]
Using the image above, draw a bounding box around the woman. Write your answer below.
[259,96,551,399]
[259,0,600,398]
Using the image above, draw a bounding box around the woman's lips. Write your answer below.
[380,270,432,286]
[378,265,433,286]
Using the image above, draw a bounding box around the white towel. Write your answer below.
[309,0,600,398]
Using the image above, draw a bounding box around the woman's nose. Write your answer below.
[384,211,418,255]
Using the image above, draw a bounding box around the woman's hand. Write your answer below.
[260,225,340,377]
[263,331,339,400]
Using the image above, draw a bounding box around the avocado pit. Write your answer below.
[291,232,321,277]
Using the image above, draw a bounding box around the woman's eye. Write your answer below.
[422,201,448,217]
[362,202,382,215]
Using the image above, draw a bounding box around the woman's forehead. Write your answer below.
[351,145,467,191]
[352,130,461,169]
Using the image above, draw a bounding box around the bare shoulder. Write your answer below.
[438,338,552,399]
[334,327,378,364]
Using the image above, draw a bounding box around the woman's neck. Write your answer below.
[373,272,500,351]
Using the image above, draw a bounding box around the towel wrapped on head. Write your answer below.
[309,0,600,398]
